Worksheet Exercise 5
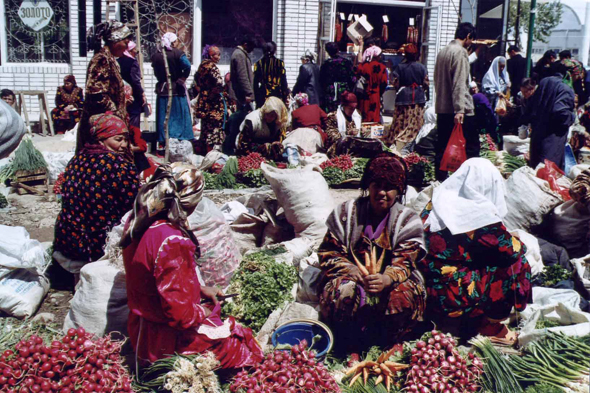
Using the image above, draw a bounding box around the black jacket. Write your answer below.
[117,56,144,115]
[507,54,527,97]
[151,47,191,96]
[292,63,322,106]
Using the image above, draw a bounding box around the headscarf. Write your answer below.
[363,46,382,62]
[64,75,77,86]
[260,97,288,130]
[161,32,178,50]
[0,100,26,160]
[424,158,508,235]
[123,41,136,59]
[360,153,408,197]
[341,91,358,106]
[120,163,205,249]
[201,44,217,60]
[482,56,511,94]
[300,50,317,64]
[87,21,132,51]
[89,113,128,141]
[294,93,309,108]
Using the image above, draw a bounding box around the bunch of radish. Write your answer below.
[229,340,340,393]
[0,327,133,393]
[405,330,483,393]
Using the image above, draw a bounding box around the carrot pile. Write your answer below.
[346,349,409,392]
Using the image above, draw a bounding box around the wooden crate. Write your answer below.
[15,169,48,195]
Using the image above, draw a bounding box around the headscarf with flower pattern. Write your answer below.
[361,152,408,197]
[87,21,132,51]
[89,113,128,141]
[120,163,205,249]
[294,93,309,108]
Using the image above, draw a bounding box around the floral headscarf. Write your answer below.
[87,21,132,51]
[294,93,309,108]
[161,32,178,50]
[89,113,128,141]
[120,163,205,248]
[361,153,408,197]
[363,46,382,62]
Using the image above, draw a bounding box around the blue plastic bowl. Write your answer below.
[271,319,333,357]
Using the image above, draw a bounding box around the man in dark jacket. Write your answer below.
[293,51,322,106]
[507,45,527,99]
[525,63,575,170]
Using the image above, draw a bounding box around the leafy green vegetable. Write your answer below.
[540,265,572,287]
[524,383,564,393]
[535,318,563,329]
[222,247,297,332]
[215,157,238,189]
[322,166,347,185]
[238,169,269,188]
[0,193,7,209]
[11,138,48,175]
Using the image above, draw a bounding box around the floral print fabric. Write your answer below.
[320,56,356,113]
[193,60,228,148]
[418,204,532,320]
[357,60,388,122]
[54,152,139,264]
[51,87,84,133]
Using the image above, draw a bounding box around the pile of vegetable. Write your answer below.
[320,156,368,186]
[0,193,7,209]
[230,339,340,393]
[344,348,408,392]
[481,150,526,175]
[0,327,133,392]
[539,265,572,287]
[222,248,297,332]
[509,332,590,392]
[135,352,221,393]
[53,173,66,196]
[479,133,498,152]
[471,336,522,393]
[403,153,435,185]
[0,138,48,184]
[404,330,483,393]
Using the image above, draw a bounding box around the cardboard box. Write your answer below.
[362,122,384,139]
[346,16,373,45]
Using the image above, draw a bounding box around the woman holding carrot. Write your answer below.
[318,153,427,352]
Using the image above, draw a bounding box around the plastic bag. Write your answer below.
[495,96,508,116]
[537,159,572,201]
[439,123,466,172]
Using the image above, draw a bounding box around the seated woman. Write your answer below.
[324,91,362,157]
[236,96,288,161]
[53,113,139,282]
[419,158,531,344]
[51,75,84,134]
[290,93,328,145]
[318,153,427,352]
[470,81,498,145]
[120,163,264,367]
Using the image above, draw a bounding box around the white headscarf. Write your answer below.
[482,56,510,94]
[161,32,178,50]
[424,158,507,235]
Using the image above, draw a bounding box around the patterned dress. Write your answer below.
[320,56,356,113]
[418,204,532,320]
[253,56,289,108]
[193,59,227,148]
[357,60,388,123]
[51,86,84,133]
[77,47,128,153]
[324,111,364,157]
[318,198,427,350]
[236,109,286,161]
[53,151,139,272]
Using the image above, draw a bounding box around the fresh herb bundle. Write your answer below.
[540,265,572,287]
[524,383,564,393]
[222,247,297,332]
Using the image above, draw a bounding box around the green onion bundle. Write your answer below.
[470,336,523,393]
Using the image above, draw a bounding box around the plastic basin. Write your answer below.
[271,319,333,357]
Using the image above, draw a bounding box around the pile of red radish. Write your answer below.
[405,330,483,393]
[0,327,133,393]
[229,340,340,393]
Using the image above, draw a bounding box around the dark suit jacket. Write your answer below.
[507,54,527,97]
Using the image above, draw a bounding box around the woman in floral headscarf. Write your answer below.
[318,153,427,352]
[77,21,133,153]
[53,113,139,284]
[51,75,84,134]
[192,45,229,152]
[357,46,388,122]
[236,96,288,160]
[120,163,264,367]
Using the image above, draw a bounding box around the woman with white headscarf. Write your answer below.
[151,32,194,152]
[357,46,388,122]
[482,56,511,115]
[418,158,531,344]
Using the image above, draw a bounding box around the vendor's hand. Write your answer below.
[454,113,464,124]
[346,266,364,283]
[364,274,392,294]
[201,286,223,306]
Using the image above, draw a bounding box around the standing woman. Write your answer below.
[51,75,84,134]
[77,21,132,153]
[117,41,147,129]
[387,44,429,146]
[253,41,290,108]
[292,50,322,106]
[357,46,388,122]
[320,42,356,113]
[193,45,228,152]
[151,32,194,150]
[482,56,510,115]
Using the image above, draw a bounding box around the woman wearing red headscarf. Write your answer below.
[324,92,363,157]
[386,44,429,147]
[53,113,139,282]
[318,153,427,352]
[51,75,84,134]
[357,46,388,122]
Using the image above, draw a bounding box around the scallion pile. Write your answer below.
[470,336,523,393]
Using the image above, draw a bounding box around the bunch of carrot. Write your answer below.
[346,349,409,392]
[351,244,386,305]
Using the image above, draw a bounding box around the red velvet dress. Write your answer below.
[357,61,388,123]
[122,220,264,367]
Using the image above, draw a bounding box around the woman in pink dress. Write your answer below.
[120,163,263,367]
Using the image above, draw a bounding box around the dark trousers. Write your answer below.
[435,114,479,181]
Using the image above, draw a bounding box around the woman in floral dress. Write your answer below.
[53,113,139,282]
[193,45,228,152]
[318,153,427,352]
[419,158,531,344]
[51,75,84,134]
[320,42,356,113]
[77,21,132,153]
